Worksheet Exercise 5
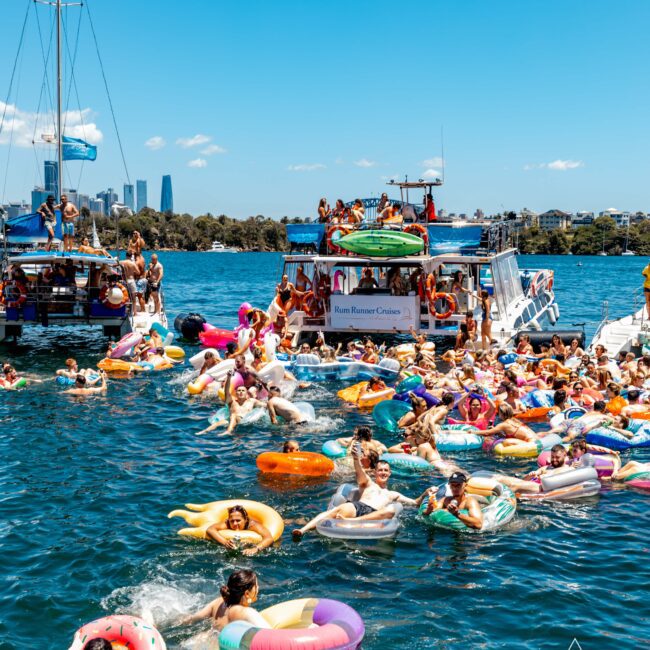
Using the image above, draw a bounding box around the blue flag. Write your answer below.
[62,136,97,161]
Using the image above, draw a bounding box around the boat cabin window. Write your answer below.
[331,264,424,297]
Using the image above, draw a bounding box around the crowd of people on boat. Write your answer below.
[316,194,436,226]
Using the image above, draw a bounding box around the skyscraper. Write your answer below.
[160,175,173,213]
[44,160,59,199]
[123,183,134,211]
[96,188,118,215]
[136,180,147,212]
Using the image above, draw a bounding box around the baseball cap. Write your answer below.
[448,471,468,484]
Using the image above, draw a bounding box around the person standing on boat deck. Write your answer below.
[120,254,139,309]
[146,254,164,314]
[37,195,57,252]
[643,259,650,318]
[129,231,146,276]
[424,193,436,222]
[57,194,79,253]
[317,198,330,222]
[477,289,492,350]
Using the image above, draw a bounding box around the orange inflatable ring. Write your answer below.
[403,223,429,250]
[326,225,352,254]
[540,358,570,375]
[517,406,552,422]
[100,282,129,309]
[256,451,334,476]
[429,291,457,320]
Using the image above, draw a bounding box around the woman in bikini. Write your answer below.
[476,403,538,445]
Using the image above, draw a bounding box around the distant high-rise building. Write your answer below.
[160,174,173,213]
[136,180,147,212]
[77,194,90,210]
[89,198,105,214]
[44,160,59,198]
[96,188,118,215]
[123,183,134,210]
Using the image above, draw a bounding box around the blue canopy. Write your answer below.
[5,211,62,243]
[286,224,325,248]
[427,225,483,254]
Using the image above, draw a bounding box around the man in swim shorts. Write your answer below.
[37,194,57,252]
[57,194,79,253]
[120,254,140,308]
[146,253,164,314]
[267,385,308,424]
[423,471,484,529]
[292,445,432,539]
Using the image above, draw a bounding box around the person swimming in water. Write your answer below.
[267,385,310,424]
[205,504,275,556]
[182,569,270,631]
[422,471,484,529]
[197,370,267,435]
[65,371,107,396]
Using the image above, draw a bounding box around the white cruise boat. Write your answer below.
[208,240,237,253]
[275,183,560,346]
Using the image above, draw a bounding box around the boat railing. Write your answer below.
[0,280,132,321]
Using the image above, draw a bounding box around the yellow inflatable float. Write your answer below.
[337,381,395,408]
[164,345,185,359]
[168,498,284,544]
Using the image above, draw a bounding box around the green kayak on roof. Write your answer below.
[338,229,425,257]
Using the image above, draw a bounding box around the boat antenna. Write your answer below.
[441,125,445,185]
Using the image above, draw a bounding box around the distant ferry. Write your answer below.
[208,240,237,253]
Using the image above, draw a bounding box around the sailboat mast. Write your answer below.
[56,0,63,201]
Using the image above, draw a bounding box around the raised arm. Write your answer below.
[224,372,233,406]
[180,596,221,625]
[352,446,371,489]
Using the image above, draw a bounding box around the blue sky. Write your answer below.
[1,0,649,218]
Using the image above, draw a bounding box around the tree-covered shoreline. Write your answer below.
[515,216,649,255]
[77,208,306,252]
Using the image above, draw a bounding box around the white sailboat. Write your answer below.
[622,222,635,256]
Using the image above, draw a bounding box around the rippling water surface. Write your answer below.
[0,253,649,649]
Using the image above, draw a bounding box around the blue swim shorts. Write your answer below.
[62,222,75,236]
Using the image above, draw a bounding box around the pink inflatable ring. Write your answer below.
[68,614,166,650]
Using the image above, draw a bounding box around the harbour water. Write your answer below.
[0,253,649,649]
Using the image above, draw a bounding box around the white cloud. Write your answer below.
[545,159,584,171]
[188,158,207,168]
[422,157,444,168]
[287,163,326,172]
[354,158,377,168]
[145,136,165,150]
[201,144,227,155]
[524,159,584,171]
[0,102,103,147]
[422,168,441,179]
[176,134,211,148]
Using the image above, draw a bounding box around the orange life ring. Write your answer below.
[3,281,27,308]
[303,290,324,317]
[100,282,129,309]
[326,225,352,254]
[429,291,457,320]
[403,223,429,250]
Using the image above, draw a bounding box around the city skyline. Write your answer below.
[1,1,650,220]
